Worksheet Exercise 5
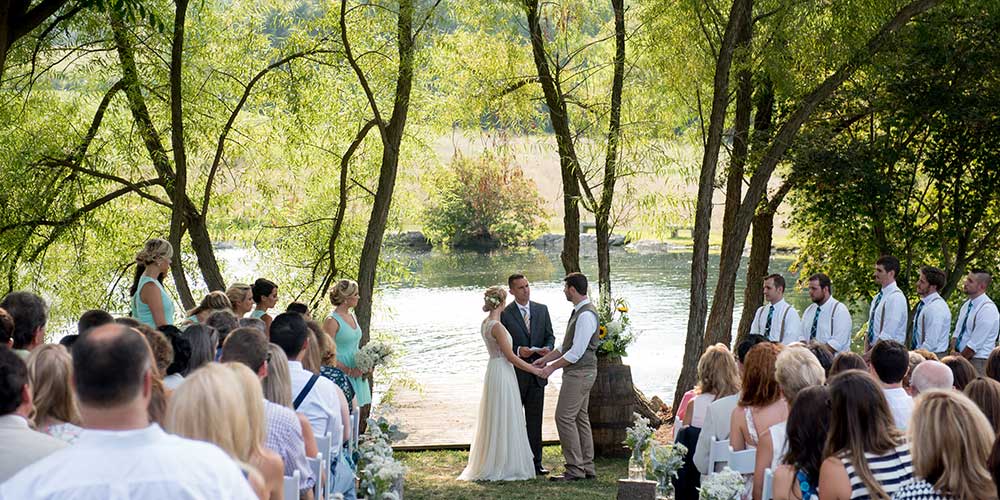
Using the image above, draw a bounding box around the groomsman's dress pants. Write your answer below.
[516,368,545,469]
[556,367,597,478]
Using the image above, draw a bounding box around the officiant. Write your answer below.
[501,273,555,476]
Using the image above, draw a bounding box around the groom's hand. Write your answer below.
[518,347,533,358]
[532,358,546,368]
[535,347,551,357]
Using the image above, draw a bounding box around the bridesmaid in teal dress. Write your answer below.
[323,279,372,408]
[130,238,175,328]
[250,278,278,332]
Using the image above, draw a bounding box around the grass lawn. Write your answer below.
[397,445,628,500]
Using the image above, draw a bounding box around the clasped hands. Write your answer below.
[517,347,555,378]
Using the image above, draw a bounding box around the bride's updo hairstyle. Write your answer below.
[482,286,507,312]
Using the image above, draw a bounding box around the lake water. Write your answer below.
[368,246,813,401]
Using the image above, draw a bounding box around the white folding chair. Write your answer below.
[762,468,774,500]
[282,470,299,500]
[308,453,324,500]
[707,437,730,475]
[350,411,360,452]
[728,446,756,474]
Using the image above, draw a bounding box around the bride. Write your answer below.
[458,286,546,481]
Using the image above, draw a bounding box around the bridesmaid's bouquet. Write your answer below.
[355,341,394,374]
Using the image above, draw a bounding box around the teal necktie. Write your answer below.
[867,291,884,345]
[910,300,925,349]
[810,306,821,340]
[956,301,976,351]
[764,304,775,339]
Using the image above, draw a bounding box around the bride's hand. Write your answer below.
[533,366,546,378]
[532,358,546,368]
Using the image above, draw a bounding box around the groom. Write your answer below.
[501,273,555,476]
[533,272,600,482]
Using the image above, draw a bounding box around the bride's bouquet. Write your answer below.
[355,341,394,374]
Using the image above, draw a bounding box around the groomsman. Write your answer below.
[749,274,802,344]
[799,273,852,352]
[950,269,999,374]
[500,273,555,476]
[911,266,951,358]
[866,255,908,350]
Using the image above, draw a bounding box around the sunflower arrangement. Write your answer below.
[596,297,636,357]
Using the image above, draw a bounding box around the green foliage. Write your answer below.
[596,297,636,357]
[423,152,546,249]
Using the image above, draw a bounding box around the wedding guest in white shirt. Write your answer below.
[749,274,802,345]
[1,324,257,499]
[869,340,913,430]
[951,269,1000,374]
[270,312,345,439]
[799,273,852,352]
[910,267,952,358]
[865,255,908,350]
[0,347,66,483]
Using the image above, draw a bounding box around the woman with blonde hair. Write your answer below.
[323,279,371,409]
[683,343,741,428]
[185,291,233,325]
[26,344,83,443]
[894,390,997,499]
[262,343,319,462]
[225,363,285,500]
[166,363,270,499]
[130,238,175,327]
[307,320,357,413]
[226,283,255,318]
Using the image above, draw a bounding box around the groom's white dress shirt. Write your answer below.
[912,292,951,353]
[288,360,343,438]
[556,298,599,363]
[799,297,853,352]
[1,424,256,499]
[749,299,802,344]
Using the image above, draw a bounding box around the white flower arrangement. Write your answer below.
[358,417,407,500]
[648,441,687,495]
[698,467,744,500]
[485,294,502,307]
[355,341,394,374]
[623,413,653,455]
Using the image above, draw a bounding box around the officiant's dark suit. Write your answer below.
[501,299,555,472]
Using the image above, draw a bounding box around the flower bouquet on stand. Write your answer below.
[355,341,394,375]
[624,413,654,480]
[647,442,687,500]
[698,467,744,500]
[357,417,407,500]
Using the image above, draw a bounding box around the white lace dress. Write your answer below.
[457,319,535,481]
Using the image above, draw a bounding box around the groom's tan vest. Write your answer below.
[562,302,601,374]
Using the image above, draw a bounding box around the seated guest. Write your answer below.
[308,321,358,414]
[677,343,740,494]
[912,349,938,361]
[965,377,1000,434]
[893,390,997,499]
[0,347,66,482]
[987,346,1000,383]
[731,342,786,452]
[226,363,288,500]
[902,351,924,394]
[829,351,867,376]
[754,346,825,499]
[26,345,83,443]
[270,313,345,440]
[183,324,218,375]
[77,309,113,336]
[942,355,977,391]
[2,324,256,499]
[695,342,748,476]
[240,317,267,334]
[227,283,255,318]
[184,291,233,325]
[869,340,913,430]
[818,370,912,500]
[772,386,831,500]
[222,327,316,493]
[805,341,834,376]
[0,307,13,348]
[909,360,954,395]
[166,363,270,499]
[0,291,48,359]
[262,342,320,462]
[57,335,78,348]
[206,310,239,350]
[159,325,190,390]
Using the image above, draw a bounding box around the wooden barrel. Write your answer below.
[587,355,636,458]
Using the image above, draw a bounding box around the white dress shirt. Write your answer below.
[0,414,66,483]
[954,294,1000,359]
[0,424,256,499]
[556,298,599,364]
[288,360,343,438]
[162,373,185,390]
[912,292,952,353]
[749,299,802,344]
[693,393,739,476]
[882,387,913,430]
[869,281,908,344]
[800,297,853,352]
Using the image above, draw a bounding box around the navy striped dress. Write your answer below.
[841,442,914,499]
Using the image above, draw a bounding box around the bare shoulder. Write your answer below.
[772,465,796,500]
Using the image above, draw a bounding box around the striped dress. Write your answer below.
[842,442,913,499]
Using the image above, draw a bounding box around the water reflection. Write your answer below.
[373,247,812,400]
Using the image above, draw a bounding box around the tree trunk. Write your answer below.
[735,209,773,344]
[673,0,749,412]
[168,0,193,309]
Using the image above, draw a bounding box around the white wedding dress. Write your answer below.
[457,319,536,481]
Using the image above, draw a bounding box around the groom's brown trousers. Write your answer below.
[555,368,597,478]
